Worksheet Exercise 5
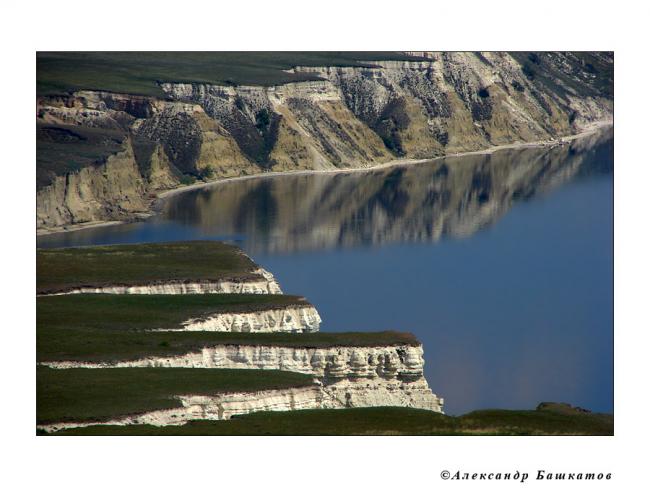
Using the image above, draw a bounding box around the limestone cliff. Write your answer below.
[36,52,613,232]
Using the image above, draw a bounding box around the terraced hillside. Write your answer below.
[36,52,613,233]
[36,241,444,434]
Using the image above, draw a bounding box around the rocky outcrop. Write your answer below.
[162,305,322,333]
[36,52,613,232]
[36,139,152,229]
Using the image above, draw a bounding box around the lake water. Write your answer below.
[38,128,614,415]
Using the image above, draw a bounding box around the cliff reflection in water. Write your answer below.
[162,128,613,254]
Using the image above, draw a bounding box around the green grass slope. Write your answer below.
[48,406,613,436]
[37,366,314,425]
[37,52,427,97]
[37,241,261,294]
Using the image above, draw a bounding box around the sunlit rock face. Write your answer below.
[162,127,613,253]
[36,52,612,232]
[157,305,322,333]
[41,344,429,382]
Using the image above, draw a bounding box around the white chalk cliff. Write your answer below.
[42,343,428,381]
[159,305,322,333]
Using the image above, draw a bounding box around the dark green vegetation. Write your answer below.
[36,124,126,189]
[37,241,259,294]
[38,294,309,330]
[37,52,427,97]
[38,317,418,362]
[48,404,613,436]
[37,366,313,424]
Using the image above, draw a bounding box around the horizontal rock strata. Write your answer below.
[41,344,427,381]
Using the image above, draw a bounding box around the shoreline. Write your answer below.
[37,120,612,238]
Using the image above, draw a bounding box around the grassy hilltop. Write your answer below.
[37,52,427,97]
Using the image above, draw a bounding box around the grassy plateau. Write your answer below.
[37,52,427,97]
[37,241,261,294]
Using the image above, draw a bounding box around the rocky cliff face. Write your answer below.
[36,52,613,232]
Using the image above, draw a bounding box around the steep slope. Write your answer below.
[36,52,613,233]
